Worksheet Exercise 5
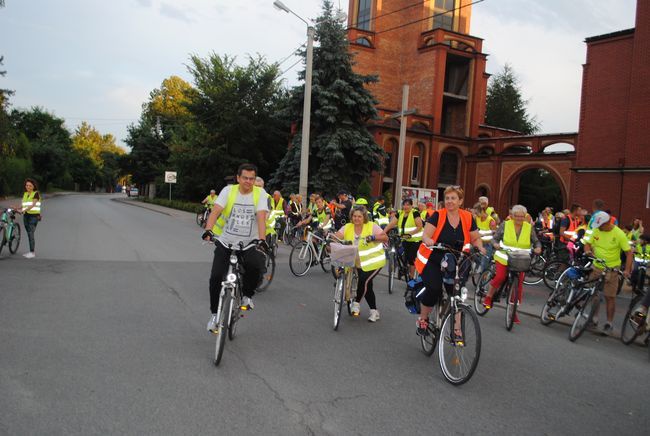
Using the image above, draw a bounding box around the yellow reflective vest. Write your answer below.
[212,185,262,236]
[397,210,422,242]
[494,220,532,266]
[343,222,386,272]
[22,191,41,214]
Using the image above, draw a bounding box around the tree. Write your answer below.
[270,0,384,195]
[10,107,72,190]
[485,63,540,135]
[123,117,169,187]
[169,54,290,200]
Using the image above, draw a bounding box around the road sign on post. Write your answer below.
[165,171,177,201]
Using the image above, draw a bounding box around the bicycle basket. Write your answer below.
[329,243,358,268]
[507,252,532,272]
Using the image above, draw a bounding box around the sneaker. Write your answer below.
[207,314,218,333]
[601,322,613,336]
[350,301,360,316]
[368,309,380,322]
[483,295,493,309]
[241,296,254,310]
[23,252,35,259]
[513,313,521,324]
[416,317,429,336]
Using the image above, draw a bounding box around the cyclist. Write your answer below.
[384,198,424,279]
[372,196,389,228]
[333,204,388,322]
[201,189,217,210]
[17,178,41,258]
[583,212,633,335]
[414,186,485,336]
[630,234,650,291]
[474,203,497,270]
[297,195,332,231]
[417,202,427,221]
[332,191,352,230]
[478,196,499,223]
[203,163,269,332]
[481,205,542,322]
[288,194,303,227]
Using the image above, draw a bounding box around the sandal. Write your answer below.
[452,328,465,346]
[416,317,429,336]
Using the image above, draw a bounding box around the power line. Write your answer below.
[276,41,306,67]
[279,58,303,77]
[376,0,485,35]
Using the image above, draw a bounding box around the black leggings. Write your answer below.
[355,268,381,310]
[209,242,266,313]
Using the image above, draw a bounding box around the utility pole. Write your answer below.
[299,26,315,208]
[390,84,417,210]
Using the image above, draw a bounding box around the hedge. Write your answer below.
[139,197,204,214]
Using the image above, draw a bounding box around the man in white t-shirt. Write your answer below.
[203,163,269,332]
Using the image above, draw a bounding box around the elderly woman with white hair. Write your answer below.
[482,204,542,323]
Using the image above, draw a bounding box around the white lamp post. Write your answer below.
[273,0,314,207]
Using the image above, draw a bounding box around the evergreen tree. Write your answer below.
[485,63,540,135]
[270,0,383,195]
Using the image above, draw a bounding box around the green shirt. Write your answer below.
[583,226,630,269]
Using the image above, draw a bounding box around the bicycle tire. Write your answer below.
[473,269,492,316]
[438,304,481,385]
[523,255,545,285]
[0,228,6,255]
[213,291,232,366]
[620,296,644,345]
[319,246,331,273]
[505,275,519,331]
[387,251,395,294]
[543,260,569,290]
[333,275,344,331]
[256,252,275,292]
[8,223,20,254]
[420,321,438,356]
[569,288,599,342]
[540,286,562,326]
[289,241,313,277]
[196,211,202,226]
[228,289,242,340]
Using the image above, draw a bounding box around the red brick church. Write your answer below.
[346,0,649,223]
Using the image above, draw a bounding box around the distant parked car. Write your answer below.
[129,187,139,197]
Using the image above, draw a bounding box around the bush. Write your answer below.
[139,197,203,213]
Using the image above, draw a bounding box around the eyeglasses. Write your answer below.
[239,175,256,182]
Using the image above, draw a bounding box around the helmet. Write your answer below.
[355,198,368,205]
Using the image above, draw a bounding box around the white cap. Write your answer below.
[592,211,611,229]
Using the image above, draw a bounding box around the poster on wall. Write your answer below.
[400,186,439,210]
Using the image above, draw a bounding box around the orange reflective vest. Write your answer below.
[414,208,473,275]
[560,213,580,243]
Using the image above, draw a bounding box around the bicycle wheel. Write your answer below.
[214,291,232,366]
[523,255,545,285]
[0,228,6,255]
[8,223,20,254]
[569,288,599,342]
[438,304,481,385]
[271,234,278,258]
[505,275,519,331]
[420,321,438,356]
[540,286,564,326]
[473,269,493,316]
[387,251,395,294]
[620,297,644,345]
[470,256,484,287]
[289,241,313,277]
[543,260,569,290]
[256,252,275,292]
[320,246,331,273]
[333,275,344,331]
[228,289,242,340]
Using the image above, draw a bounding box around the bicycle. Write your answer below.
[474,247,532,331]
[386,231,414,294]
[256,247,276,293]
[620,257,650,346]
[282,217,302,247]
[289,228,333,277]
[210,239,258,366]
[417,244,481,385]
[196,206,211,228]
[265,216,283,258]
[0,208,21,255]
[330,240,359,331]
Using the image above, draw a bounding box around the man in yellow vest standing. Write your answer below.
[203,163,269,333]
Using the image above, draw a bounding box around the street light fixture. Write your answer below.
[273,0,314,208]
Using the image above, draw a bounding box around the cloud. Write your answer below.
[134,0,153,7]
[159,2,195,24]
[105,85,150,117]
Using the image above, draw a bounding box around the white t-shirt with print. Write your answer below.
[215,185,269,247]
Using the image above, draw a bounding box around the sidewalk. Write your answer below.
[110,196,196,220]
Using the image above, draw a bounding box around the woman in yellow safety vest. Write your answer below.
[383,198,424,279]
[482,204,542,323]
[18,178,42,258]
[334,205,388,322]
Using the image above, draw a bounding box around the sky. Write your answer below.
[0,0,638,148]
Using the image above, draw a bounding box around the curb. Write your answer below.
[111,198,173,216]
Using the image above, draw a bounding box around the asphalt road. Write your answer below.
[1,194,648,435]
